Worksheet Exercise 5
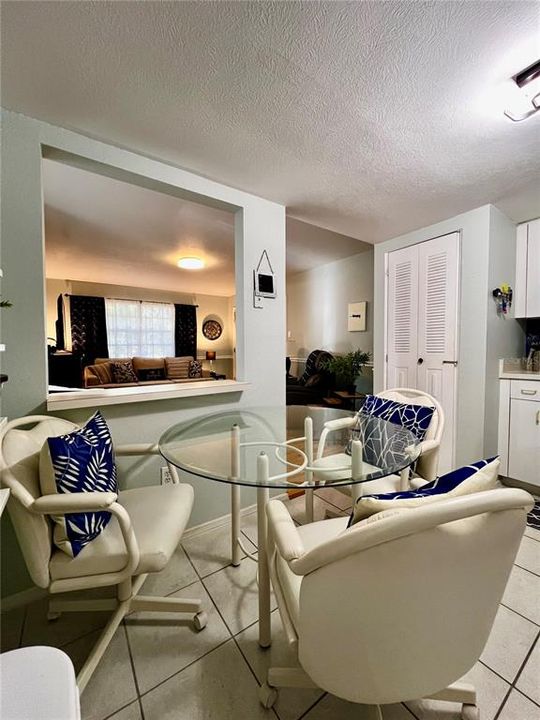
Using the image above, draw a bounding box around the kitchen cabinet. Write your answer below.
[515,218,540,318]
[499,374,540,488]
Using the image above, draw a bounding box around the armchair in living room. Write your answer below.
[286,349,334,406]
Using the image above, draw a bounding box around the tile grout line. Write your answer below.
[499,602,539,628]
[490,629,540,720]
[121,620,146,720]
[513,561,540,578]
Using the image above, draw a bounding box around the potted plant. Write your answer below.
[325,350,371,393]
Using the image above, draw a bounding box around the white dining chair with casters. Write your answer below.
[0,415,207,694]
[261,487,533,719]
[304,388,444,520]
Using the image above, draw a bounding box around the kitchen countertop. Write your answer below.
[499,359,540,381]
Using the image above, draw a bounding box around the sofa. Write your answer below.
[286,349,334,406]
[83,356,212,388]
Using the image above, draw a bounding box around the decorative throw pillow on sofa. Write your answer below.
[165,356,192,379]
[189,360,203,378]
[349,457,500,526]
[39,411,118,556]
[111,360,138,384]
[345,395,435,456]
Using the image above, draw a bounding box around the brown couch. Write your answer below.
[83,356,211,389]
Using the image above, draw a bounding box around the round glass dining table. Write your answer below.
[159,405,420,646]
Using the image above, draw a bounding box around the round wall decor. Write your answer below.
[202,319,222,340]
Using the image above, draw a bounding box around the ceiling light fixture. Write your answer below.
[177,257,205,270]
[504,59,540,122]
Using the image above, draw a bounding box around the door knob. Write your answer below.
[417,358,424,365]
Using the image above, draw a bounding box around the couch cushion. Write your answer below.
[39,411,118,557]
[49,483,194,580]
[188,360,203,378]
[132,357,166,377]
[349,457,500,525]
[165,356,193,379]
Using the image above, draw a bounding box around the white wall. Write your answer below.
[484,206,525,455]
[1,109,286,596]
[374,204,523,466]
[47,279,235,376]
[287,249,374,363]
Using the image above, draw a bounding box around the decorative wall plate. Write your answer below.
[202,319,222,340]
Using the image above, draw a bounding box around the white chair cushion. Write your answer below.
[275,517,348,629]
[49,483,193,581]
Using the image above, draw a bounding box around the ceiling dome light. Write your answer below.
[177,257,205,270]
[504,58,540,122]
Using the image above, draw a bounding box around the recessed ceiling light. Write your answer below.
[504,59,540,122]
[177,257,205,270]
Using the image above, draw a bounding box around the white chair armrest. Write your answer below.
[31,492,118,514]
[317,416,357,459]
[324,417,357,431]
[416,438,439,455]
[290,489,534,577]
[114,443,159,456]
[267,500,305,563]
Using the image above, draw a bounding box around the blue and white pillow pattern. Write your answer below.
[345,395,435,464]
[39,411,118,557]
[348,457,500,526]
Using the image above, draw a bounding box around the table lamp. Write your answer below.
[205,350,216,372]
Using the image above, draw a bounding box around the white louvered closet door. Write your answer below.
[387,245,419,388]
[386,232,459,473]
[417,232,459,473]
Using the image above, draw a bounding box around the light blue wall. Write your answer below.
[373,204,523,466]
[0,110,286,597]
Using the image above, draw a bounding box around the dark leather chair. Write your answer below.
[286,350,334,406]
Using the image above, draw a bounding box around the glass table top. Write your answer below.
[159,406,421,489]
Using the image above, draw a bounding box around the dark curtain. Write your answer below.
[174,304,197,358]
[55,294,65,350]
[70,295,109,364]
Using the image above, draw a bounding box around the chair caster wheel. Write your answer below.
[193,611,208,631]
[47,611,61,621]
[259,683,278,709]
[462,704,479,720]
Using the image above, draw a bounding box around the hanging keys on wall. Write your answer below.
[492,284,513,315]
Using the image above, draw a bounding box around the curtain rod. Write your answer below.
[63,294,199,307]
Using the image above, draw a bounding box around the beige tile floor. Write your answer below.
[1,489,539,720]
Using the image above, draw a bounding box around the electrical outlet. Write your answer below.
[160,465,174,485]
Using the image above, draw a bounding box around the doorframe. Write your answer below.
[383,230,462,470]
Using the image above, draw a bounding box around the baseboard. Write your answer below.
[1,586,46,612]
[182,492,289,541]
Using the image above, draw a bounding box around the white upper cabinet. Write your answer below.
[515,218,540,318]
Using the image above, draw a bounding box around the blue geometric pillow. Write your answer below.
[361,395,435,440]
[348,457,499,526]
[346,395,435,457]
[39,411,118,557]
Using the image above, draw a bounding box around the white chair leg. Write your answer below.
[231,484,242,566]
[130,596,202,613]
[77,600,127,693]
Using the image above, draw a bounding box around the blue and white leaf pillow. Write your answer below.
[39,411,118,557]
[349,457,500,526]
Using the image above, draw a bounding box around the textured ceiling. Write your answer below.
[3,1,540,243]
[43,160,367,295]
